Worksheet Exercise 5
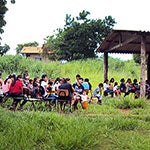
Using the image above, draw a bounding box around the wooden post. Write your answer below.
[104,52,108,81]
[140,36,146,98]
[147,54,150,81]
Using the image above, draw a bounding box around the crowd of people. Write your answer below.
[0,71,150,111]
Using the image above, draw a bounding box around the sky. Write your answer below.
[1,0,150,60]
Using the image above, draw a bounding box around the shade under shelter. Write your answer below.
[96,29,150,98]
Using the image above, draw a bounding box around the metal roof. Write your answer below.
[96,29,150,54]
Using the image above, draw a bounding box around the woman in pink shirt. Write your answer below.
[2,74,16,96]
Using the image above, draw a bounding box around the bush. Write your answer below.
[113,97,147,109]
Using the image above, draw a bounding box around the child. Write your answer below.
[80,91,89,109]
[93,83,103,105]
[113,82,121,96]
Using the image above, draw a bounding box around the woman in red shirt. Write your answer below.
[9,75,24,110]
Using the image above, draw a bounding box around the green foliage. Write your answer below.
[0,0,15,33]
[0,0,8,34]
[106,117,138,130]
[0,44,10,56]
[133,54,141,64]
[0,55,23,74]
[0,103,150,150]
[45,10,116,61]
[0,0,15,55]
[104,96,147,109]
[0,55,140,88]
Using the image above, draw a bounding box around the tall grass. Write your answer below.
[1,55,149,150]
[0,105,150,150]
[0,55,140,88]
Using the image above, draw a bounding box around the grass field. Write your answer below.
[0,96,150,150]
[0,55,149,150]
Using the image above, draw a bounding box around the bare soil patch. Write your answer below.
[120,109,131,114]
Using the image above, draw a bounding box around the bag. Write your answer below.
[39,86,45,96]
[82,101,88,109]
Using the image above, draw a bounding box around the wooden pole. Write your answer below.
[140,36,146,98]
[104,52,108,81]
[147,54,150,81]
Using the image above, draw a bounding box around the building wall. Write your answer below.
[26,54,42,61]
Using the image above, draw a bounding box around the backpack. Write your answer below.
[39,86,45,96]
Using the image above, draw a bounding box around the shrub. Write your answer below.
[113,97,147,109]
[106,117,138,131]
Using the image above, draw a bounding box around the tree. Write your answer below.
[0,0,15,55]
[16,41,39,54]
[45,10,116,61]
[0,44,10,56]
[133,54,141,64]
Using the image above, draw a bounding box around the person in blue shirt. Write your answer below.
[93,83,103,105]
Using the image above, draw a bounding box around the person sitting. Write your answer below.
[59,78,74,98]
[124,78,134,97]
[103,79,113,97]
[9,75,27,110]
[146,80,150,98]
[39,74,48,98]
[93,83,103,105]
[0,72,3,97]
[46,80,58,100]
[120,78,126,93]
[132,79,140,99]
[113,82,121,97]
[58,78,74,111]
[72,77,85,110]
[53,77,62,92]
[109,78,115,90]
[27,79,33,96]
[82,78,90,95]
[2,74,16,97]
[32,77,41,98]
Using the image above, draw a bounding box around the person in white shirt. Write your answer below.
[40,74,48,97]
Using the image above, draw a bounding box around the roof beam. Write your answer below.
[106,35,139,52]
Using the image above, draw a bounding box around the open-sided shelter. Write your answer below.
[96,29,150,98]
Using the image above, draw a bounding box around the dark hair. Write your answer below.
[65,78,70,81]
[40,74,47,84]
[76,74,81,78]
[4,74,13,84]
[120,78,125,82]
[79,77,83,81]
[133,79,138,83]
[41,74,47,79]
[33,77,39,87]
[104,79,109,83]
[48,80,53,86]
[11,74,21,86]
[54,77,60,84]
[98,83,103,87]
[62,78,70,83]
[84,78,89,82]
[126,78,131,83]
[110,78,114,82]
[17,74,22,79]
[114,82,118,86]
[29,79,33,83]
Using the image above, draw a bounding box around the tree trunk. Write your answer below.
[140,36,146,98]
[104,52,108,81]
